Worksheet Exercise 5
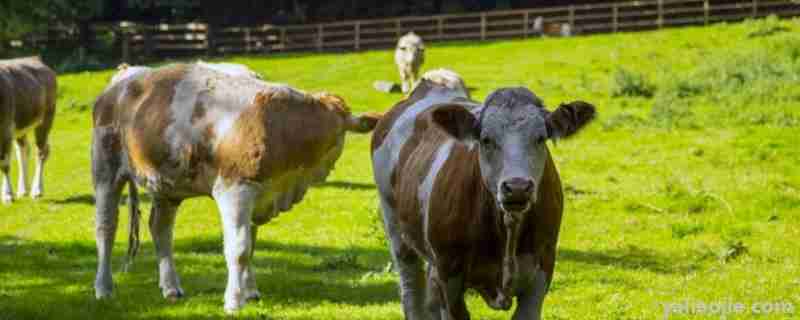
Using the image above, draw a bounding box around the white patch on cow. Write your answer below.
[372,87,468,204]
[110,66,150,86]
[196,61,262,79]
[162,65,292,158]
[418,139,453,259]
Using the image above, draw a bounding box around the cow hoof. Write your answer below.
[162,288,185,302]
[95,288,113,300]
[1,194,12,204]
[224,302,245,314]
[16,190,27,198]
[244,290,261,302]
[31,190,42,199]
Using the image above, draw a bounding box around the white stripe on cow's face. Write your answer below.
[418,139,454,259]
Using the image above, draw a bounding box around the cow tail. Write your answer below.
[123,179,141,272]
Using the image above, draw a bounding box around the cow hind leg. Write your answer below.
[92,127,126,299]
[32,116,52,199]
[14,136,29,198]
[380,198,428,320]
[149,198,184,300]
[213,181,259,313]
[242,224,261,302]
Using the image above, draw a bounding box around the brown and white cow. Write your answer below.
[0,56,57,204]
[92,62,379,313]
[371,71,595,319]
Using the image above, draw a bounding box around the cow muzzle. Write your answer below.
[499,177,535,213]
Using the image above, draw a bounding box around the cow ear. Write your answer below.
[546,101,596,139]
[347,112,382,133]
[431,105,479,143]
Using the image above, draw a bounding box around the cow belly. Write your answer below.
[251,137,344,225]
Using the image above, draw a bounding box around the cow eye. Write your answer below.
[536,136,546,144]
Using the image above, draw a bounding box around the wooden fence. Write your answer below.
[98,0,800,61]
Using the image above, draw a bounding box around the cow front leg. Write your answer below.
[399,67,411,93]
[380,198,428,320]
[213,181,259,313]
[428,270,469,320]
[14,136,29,198]
[149,197,184,300]
[512,269,548,320]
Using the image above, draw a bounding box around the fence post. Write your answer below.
[317,24,324,52]
[244,27,252,53]
[657,0,664,28]
[523,11,529,37]
[121,31,130,63]
[354,21,361,51]
[568,5,575,27]
[613,3,619,32]
[481,12,487,40]
[704,0,710,25]
[752,0,758,17]
[395,20,401,37]
[143,26,154,58]
[206,23,215,56]
[279,28,286,52]
[437,17,444,39]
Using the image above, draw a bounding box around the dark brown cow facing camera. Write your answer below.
[0,56,57,204]
[91,62,379,313]
[371,69,595,320]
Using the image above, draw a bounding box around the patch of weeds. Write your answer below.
[650,95,696,129]
[718,240,748,264]
[315,251,363,271]
[601,112,646,131]
[611,68,655,98]
[746,15,791,38]
[671,223,705,239]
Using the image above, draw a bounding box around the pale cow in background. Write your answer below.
[395,32,426,93]
[531,16,573,37]
[92,62,380,313]
[0,56,57,204]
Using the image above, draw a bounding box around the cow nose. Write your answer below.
[500,177,535,198]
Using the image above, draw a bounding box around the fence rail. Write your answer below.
[16,0,800,61]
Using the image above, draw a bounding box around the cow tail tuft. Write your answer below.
[123,179,141,272]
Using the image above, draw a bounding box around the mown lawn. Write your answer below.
[1,17,799,319]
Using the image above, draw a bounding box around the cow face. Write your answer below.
[432,88,595,217]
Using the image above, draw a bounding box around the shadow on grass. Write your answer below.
[315,180,376,191]
[46,193,153,205]
[559,246,688,274]
[0,235,395,320]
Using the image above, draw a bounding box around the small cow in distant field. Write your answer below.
[532,16,573,37]
[0,56,57,204]
[371,71,595,319]
[395,32,426,93]
[92,62,380,313]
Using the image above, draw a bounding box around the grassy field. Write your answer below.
[1,17,799,319]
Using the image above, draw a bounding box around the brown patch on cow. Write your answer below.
[214,88,347,184]
[120,64,190,184]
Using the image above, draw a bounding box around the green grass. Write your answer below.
[2,17,800,319]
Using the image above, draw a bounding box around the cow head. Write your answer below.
[432,87,595,216]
